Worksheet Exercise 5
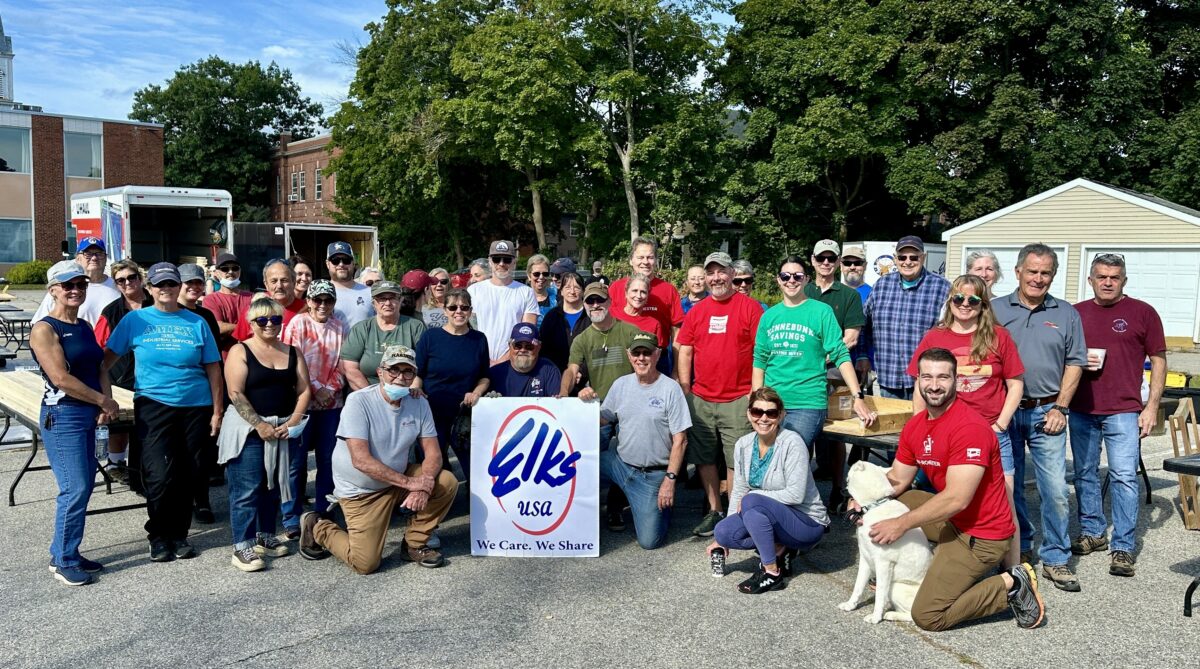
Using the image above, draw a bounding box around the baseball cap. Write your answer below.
[46,261,87,286]
[488,240,516,257]
[896,235,925,253]
[813,239,840,257]
[704,251,733,268]
[628,332,657,352]
[215,251,239,268]
[371,280,401,298]
[147,262,182,286]
[510,322,540,344]
[842,245,866,260]
[307,279,336,298]
[550,257,576,276]
[583,282,609,301]
[326,241,354,260]
[380,344,417,371]
[77,237,105,254]
[177,263,206,283]
[401,269,434,292]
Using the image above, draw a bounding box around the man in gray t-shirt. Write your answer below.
[301,344,459,574]
[598,333,691,550]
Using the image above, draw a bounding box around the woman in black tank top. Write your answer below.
[219,296,311,572]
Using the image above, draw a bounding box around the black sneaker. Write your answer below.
[710,547,726,578]
[1007,563,1046,629]
[254,535,290,558]
[193,506,215,525]
[50,564,92,586]
[778,548,799,577]
[692,511,724,537]
[737,565,784,594]
[172,539,197,559]
[299,511,330,560]
[607,508,626,532]
[1110,550,1136,577]
[149,539,174,562]
[231,546,266,572]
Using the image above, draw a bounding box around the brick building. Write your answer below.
[270,132,338,224]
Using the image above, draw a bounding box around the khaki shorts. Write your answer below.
[686,394,749,467]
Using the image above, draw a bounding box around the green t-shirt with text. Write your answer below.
[753,300,849,409]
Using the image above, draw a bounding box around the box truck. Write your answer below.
[845,240,947,286]
[233,221,380,287]
[70,186,233,267]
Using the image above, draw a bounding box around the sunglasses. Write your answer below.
[252,315,284,327]
[731,277,754,286]
[310,297,335,305]
[383,365,416,377]
[114,275,141,285]
[60,280,89,291]
[435,278,450,286]
[629,348,655,358]
[950,293,983,307]
[841,259,864,267]
[153,281,181,289]
[584,296,608,306]
[749,407,781,419]
[217,264,240,273]
[491,255,514,265]
[896,254,921,262]
[814,254,838,264]
[777,272,806,282]
[512,341,537,351]
[445,304,472,312]
[529,271,549,279]
[374,294,399,302]
[329,257,353,266]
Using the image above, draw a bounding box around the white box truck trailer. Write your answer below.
[70,186,233,267]
[232,221,380,288]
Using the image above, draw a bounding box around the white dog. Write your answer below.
[837,461,933,624]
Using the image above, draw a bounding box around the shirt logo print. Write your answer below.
[1112,318,1128,333]
[966,447,982,460]
[923,436,933,455]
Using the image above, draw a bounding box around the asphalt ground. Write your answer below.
[2,289,1199,668]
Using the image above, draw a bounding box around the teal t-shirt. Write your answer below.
[753,299,849,409]
[748,436,775,489]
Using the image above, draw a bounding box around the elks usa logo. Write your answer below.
[487,405,580,536]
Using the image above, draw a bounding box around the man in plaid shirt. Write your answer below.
[861,236,952,399]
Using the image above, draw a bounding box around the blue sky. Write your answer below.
[2,0,381,122]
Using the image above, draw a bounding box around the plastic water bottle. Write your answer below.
[95,425,109,461]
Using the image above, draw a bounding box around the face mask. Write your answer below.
[220,278,241,289]
[286,415,310,439]
[383,383,410,401]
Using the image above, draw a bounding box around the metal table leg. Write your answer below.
[8,433,44,506]
[1187,576,1199,617]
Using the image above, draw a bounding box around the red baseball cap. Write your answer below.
[401,269,434,291]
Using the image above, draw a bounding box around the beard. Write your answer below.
[512,352,536,373]
[921,386,954,408]
[843,272,864,287]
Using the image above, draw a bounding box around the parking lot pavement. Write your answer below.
[1,432,1198,669]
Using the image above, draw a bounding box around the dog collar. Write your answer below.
[860,497,892,512]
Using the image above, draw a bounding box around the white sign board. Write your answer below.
[470,397,599,557]
[847,241,947,286]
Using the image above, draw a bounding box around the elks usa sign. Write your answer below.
[470,397,599,557]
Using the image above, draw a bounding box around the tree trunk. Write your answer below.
[525,168,546,250]
[451,230,464,270]
[618,149,638,240]
[580,197,598,264]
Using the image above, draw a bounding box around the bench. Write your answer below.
[0,311,34,351]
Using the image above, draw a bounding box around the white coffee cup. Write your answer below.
[1087,348,1107,371]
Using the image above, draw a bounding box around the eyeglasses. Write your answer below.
[329,257,353,266]
[584,296,608,306]
[896,254,921,262]
[217,264,240,273]
[814,254,838,264]
[382,365,416,378]
[777,272,806,282]
[153,281,181,289]
[252,315,284,327]
[550,274,563,281]
[512,341,537,351]
[115,275,141,286]
[374,294,398,302]
[529,271,549,279]
[841,259,864,267]
[748,407,781,419]
[60,280,89,291]
[731,277,754,286]
[491,255,514,265]
[79,250,105,258]
[445,304,472,312]
[950,293,983,307]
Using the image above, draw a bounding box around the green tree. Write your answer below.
[130,56,323,219]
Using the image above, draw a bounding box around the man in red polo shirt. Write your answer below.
[609,236,684,367]
[861,348,1045,631]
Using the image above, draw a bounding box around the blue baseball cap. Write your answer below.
[510,322,539,344]
[78,236,105,253]
[147,262,182,286]
[326,241,354,260]
[896,235,925,253]
[46,261,87,286]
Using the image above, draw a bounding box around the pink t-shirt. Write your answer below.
[676,292,762,402]
[907,325,1024,424]
[282,313,347,409]
[1072,297,1165,415]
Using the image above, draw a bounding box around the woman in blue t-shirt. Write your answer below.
[103,262,223,564]
[30,261,120,586]
[538,272,588,373]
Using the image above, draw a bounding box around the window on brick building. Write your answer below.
[276,174,282,205]
[0,218,34,263]
[315,168,323,201]
[299,170,307,201]
[291,172,298,200]
[65,133,103,178]
[0,126,31,174]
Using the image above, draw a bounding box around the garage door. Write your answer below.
[961,245,1069,302]
[1081,248,1200,341]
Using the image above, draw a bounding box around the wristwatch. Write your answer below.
[855,389,866,399]
[665,472,677,480]
[1052,405,1070,416]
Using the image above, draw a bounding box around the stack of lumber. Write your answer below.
[0,371,135,425]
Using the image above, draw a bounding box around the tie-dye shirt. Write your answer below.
[283,312,346,410]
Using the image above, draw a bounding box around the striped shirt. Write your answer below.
[862,269,951,390]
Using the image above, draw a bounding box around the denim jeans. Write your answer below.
[713,493,824,563]
[226,434,283,550]
[1069,412,1141,553]
[40,402,99,568]
[781,408,826,452]
[1007,404,1071,566]
[280,434,308,531]
[996,429,1015,476]
[302,408,341,515]
[600,450,669,550]
[880,386,914,401]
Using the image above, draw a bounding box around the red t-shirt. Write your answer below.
[612,309,666,348]
[201,290,252,354]
[610,276,684,340]
[1072,296,1165,415]
[906,325,1024,424]
[676,292,763,402]
[231,296,307,341]
[895,398,1014,540]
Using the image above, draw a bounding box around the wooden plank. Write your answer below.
[823,396,913,436]
[0,371,135,424]
[1168,398,1200,530]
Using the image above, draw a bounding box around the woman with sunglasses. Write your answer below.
[341,281,428,390]
[103,263,223,563]
[30,261,120,586]
[707,387,828,594]
[422,267,452,329]
[907,274,1024,567]
[289,254,315,304]
[413,288,490,482]
[526,255,557,327]
[539,272,588,372]
[218,296,312,571]
[732,259,768,311]
[282,280,346,536]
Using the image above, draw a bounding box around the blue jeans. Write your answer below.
[40,403,99,568]
[303,408,341,516]
[600,451,669,550]
[226,435,284,550]
[280,433,308,531]
[714,493,824,564]
[781,408,826,451]
[880,386,914,401]
[997,429,1015,476]
[1007,404,1071,565]
[1069,412,1141,552]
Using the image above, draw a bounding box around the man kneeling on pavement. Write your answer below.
[853,348,1046,631]
[300,344,459,574]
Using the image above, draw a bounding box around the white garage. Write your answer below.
[942,179,1200,345]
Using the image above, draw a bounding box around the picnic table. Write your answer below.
[0,309,34,352]
[0,370,142,513]
[1163,453,1200,617]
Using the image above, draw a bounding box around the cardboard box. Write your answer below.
[827,387,855,420]
[823,396,914,436]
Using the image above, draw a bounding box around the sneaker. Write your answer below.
[103,460,129,485]
[1041,563,1080,592]
[778,548,799,577]
[231,547,266,572]
[1109,550,1136,577]
[254,535,290,558]
[149,539,174,562]
[60,556,103,574]
[710,547,726,578]
[299,512,330,560]
[1071,534,1108,556]
[172,539,197,559]
[692,511,724,537]
[607,508,626,532]
[401,540,445,568]
[427,531,443,550]
[50,564,92,586]
[1007,563,1046,629]
[737,565,784,594]
[193,506,215,525]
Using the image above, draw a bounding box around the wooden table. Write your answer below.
[0,370,141,513]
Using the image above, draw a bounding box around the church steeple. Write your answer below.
[0,13,14,103]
